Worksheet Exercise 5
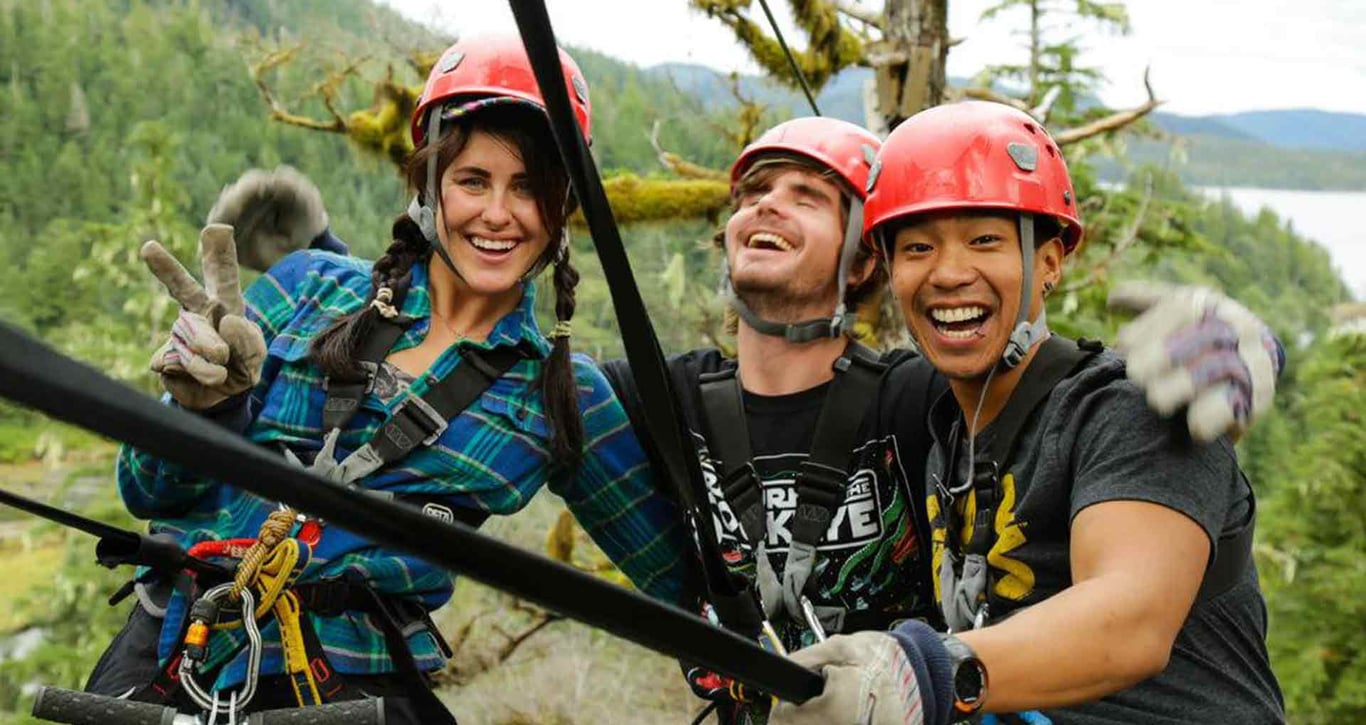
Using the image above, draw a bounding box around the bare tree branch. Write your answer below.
[1055,67,1160,146]
[1030,85,1063,122]
[1061,174,1155,294]
[956,86,1032,113]
[495,611,564,662]
[834,0,883,29]
[250,45,348,134]
[650,121,728,180]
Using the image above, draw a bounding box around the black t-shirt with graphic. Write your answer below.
[603,347,945,648]
[925,350,1284,723]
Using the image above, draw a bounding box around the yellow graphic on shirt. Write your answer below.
[927,472,1035,604]
[987,473,1034,601]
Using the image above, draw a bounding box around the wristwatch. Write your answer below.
[941,633,989,718]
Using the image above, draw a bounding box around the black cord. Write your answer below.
[690,701,720,725]
[756,0,822,116]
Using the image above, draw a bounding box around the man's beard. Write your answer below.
[731,274,838,324]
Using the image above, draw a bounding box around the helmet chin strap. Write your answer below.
[410,108,467,284]
[408,105,564,285]
[1001,213,1049,368]
[724,198,865,344]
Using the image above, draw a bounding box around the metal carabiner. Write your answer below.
[798,595,827,643]
[180,583,263,718]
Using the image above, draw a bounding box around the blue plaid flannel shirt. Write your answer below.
[116,250,687,688]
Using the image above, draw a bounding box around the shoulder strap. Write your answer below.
[790,343,887,547]
[959,337,1100,561]
[697,368,766,545]
[322,316,412,432]
[351,346,524,479]
[981,336,1100,469]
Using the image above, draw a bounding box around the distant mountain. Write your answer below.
[1150,113,1257,142]
[1151,110,1366,152]
[1216,110,1366,152]
[631,61,1366,189]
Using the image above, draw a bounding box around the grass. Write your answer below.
[432,493,704,724]
[0,537,65,632]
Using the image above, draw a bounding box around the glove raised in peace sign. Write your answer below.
[142,224,266,410]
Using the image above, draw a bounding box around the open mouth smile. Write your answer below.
[745,231,796,252]
[927,305,992,340]
[467,235,521,256]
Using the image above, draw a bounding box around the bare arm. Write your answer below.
[961,500,1209,712]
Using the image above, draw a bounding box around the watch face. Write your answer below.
[954,659,986,709]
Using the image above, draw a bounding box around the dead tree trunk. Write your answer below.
[866,0,949,134]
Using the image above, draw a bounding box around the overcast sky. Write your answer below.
[378,0,1365,116]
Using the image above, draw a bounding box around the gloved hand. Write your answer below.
[207,165,330,272]
[143,224,266,410]
[770,620,953,725]
[1109,282,1284,442]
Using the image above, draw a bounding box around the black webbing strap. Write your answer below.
[956,336,1097,558]
[0,320,823,702]
[696,344,886,552]
[698,371,764,544]
[322,316,411,432]
[979,337,1096,472]
[0,486,230,581]
[791,344,886,547]
[366,346,523,467]
[510,1,780,657]
[1197,494,1255,601]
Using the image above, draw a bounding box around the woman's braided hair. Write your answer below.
[312,104,584,467]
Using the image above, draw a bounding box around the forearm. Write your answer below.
[115,393,253,518]
[116,443,216,519]
[961,575,1174,712]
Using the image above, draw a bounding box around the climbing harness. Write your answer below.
[934,336,1257,632]
[697,342,886,636]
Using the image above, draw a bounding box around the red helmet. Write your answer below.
[730,117,881,199]
[862,101,1083,253]
[410,34,591,147]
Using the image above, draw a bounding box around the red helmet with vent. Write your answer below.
[730,117,881,199]
[862,101,1083,253]
[410,34,591,147]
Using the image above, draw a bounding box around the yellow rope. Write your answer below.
[231,507,299,601]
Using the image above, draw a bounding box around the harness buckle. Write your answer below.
[321,361,379,394]
[397,394,449,446]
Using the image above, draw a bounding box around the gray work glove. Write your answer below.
[143,224,266,410]
[1110,282,1283,442]
[771,629,937,725]
[206,165,329,272]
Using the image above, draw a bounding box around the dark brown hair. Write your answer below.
[312,104,584,467]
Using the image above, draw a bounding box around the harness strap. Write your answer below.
[322,315,412,432]
[939,336,1098,631]
[1197,474,1256,602]
[696,343,885,632]
[320,345,525,486]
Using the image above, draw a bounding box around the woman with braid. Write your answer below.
[85,36,687,723]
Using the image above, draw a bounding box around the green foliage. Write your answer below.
[1257,332,1366,720]
[976,0,1130,115]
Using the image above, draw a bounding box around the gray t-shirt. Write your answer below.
[925,349,1284,724]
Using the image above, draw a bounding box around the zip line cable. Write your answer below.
[757,0,822,116]
[0,320,822,703]
[506,2,815,693]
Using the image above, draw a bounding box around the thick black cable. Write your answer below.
[0,321,822,703]
[0,485,227,578]
[505,1,766,615]
[756,0,822,116]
